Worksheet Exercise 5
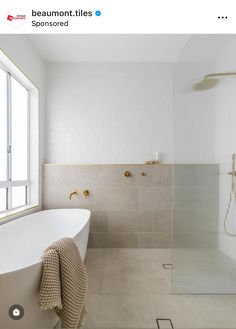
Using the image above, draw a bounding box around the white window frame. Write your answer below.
[0,69,30,212]
[0,50,39,219]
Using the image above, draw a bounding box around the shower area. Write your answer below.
[173,34,236,294]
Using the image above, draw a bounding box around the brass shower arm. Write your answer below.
[205,72,236,79]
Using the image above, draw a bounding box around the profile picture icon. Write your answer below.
[6,9,26,27]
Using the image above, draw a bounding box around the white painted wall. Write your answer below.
[0,35,45,207]
[173,61,216,163]
[45,62,174,164]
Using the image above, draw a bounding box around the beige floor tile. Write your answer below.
[155,248,172,264]
[85,248,106,276]
[152,295,236,329]
[101,272,170,295]
[188,295,236,329]
[227,294,236,309]
[151,295,204,329]
[96,249,171,295]
[104,249,145,274]
[85,294,155,328]
[104,249,158,275]
[87,274,104,295]
[172,248,236,294]
[84,248,236,329]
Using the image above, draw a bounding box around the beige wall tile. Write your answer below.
[90,165,154,187]
[107,210,153,232]
[90,232,138,248]
[139,187,172,210]
[42,186,93,210]
[44,164,154,188]
[196,164,220,187]
[90,211,108,232]
[43,186,139,211]
[173,165,198,187]
[153,211,172,233]
[43,164,174,248]
[173,210,196,234]
[43,165,95,188]
[92,187,139,210]
[173,186,218,211]
[153,165,172,186]
[88,233,93,248]
[173,164,219,192]
[90,232,172,248]
[136,232,172,248]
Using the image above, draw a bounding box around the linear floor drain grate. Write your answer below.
[156,318,174,329]
[163,263,173,270]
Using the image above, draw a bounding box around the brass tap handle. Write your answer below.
[228,171,236,176]
[83,190,90,198]
[124,171,131,177]
[69,191,78,200]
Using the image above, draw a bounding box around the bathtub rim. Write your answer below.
[0,208,91,276]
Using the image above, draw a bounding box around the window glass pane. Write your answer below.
[0,188,6,212]
[12,186,26,208]
[11,77,28,181]
[0,68,7,181]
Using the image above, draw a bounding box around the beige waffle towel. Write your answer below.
[39,237,88,329]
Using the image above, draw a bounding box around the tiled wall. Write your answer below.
[172,164,220,293]
[43,164,172,248]
[173,164,219,248]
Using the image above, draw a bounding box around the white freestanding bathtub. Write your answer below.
[0,208,90,329]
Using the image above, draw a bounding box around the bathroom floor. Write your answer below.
[84,248,236,329]
[173,248,236,294]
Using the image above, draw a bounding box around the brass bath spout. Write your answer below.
[69,191,78,200]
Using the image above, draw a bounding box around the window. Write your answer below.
[0,66,30,212]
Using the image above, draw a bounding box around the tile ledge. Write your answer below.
[44,163,172,166]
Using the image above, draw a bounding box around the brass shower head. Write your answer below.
[192,72,236,91]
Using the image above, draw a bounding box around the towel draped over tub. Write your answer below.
[39,237,88,329]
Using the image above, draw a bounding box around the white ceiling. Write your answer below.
[28,34,191,62]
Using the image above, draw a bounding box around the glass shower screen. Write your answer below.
[172,35,236,294]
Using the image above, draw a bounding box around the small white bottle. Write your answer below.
[155,152,160,163]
